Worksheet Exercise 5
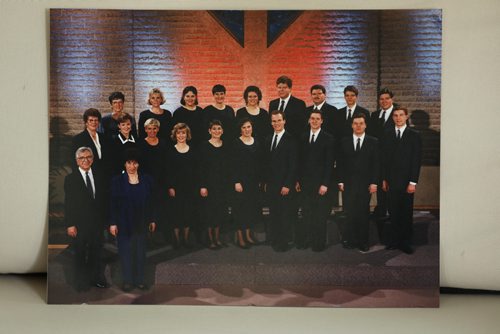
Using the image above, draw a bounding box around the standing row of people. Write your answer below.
[64,75,422,292]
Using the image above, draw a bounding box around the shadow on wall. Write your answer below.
[410,110,440,166]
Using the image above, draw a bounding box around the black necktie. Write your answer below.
[85,172,94,199]
[279,100,285,112]
[347,108,352,120]
[314,106,319,111]
[397,129,401,139]
[380,110,386,124]
[271,134,278,151]
[355,138,361,152]
[310,133,315,144]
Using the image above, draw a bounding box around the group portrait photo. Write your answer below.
[48,8,441,306]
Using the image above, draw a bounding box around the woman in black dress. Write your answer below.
[198,120,230,249]
[166,123,198,248]
[235,86,272,144]
[203,84,236,142]
[138,118,168,234]
[231,118,263,248]
[172,86,204,147]
[109,149,156,292]
[110,113,137,177]
[138,88,172,141]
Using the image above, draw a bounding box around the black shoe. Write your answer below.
[122,283,133,292]
[399,244,414,254]
[136,283,148,290]
[385,245,398,250]
[94,281,109,289]
[358,245,370,253]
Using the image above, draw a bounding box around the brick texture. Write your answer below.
[50,9,441,165]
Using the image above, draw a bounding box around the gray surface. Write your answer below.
[3,275,500,333]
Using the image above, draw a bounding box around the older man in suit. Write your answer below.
[296,110,334,251]
[263,110,298,252]
[337,113,379,252]
[382,107,422,254]
[64,147,108,291]
[268,75,307,139]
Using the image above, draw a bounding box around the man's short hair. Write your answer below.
[83,108,102,123]
[310,109,323,119]
[394,106,409,115]
[378,87,394,98]
[212,84,226,95]
[75,146,93,160]
[270,109,286,120]
[310,84,326,94]
[343,85,359,96]
[351,112,367,123]
[276,75,292,88]
[108,91,125,104]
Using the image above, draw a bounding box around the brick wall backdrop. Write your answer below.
[50,9,441,166]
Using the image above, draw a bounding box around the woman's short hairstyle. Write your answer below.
[117,112,133,124]
[147,88,166,105]
[122,147,142,165]
[180,86,199,106]
[212,84,226,95]
[83,108,102,122]
[108,91,125,104]
[208,119,223,129]
[238,117,253,130]
[243,85,262,104]
[171,122,192,142]
[144,118,160,128]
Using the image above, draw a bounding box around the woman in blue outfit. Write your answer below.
[109,148,156,292]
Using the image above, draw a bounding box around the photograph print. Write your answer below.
[48,8,441,306]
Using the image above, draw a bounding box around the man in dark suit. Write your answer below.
[64,147,108,291]
[369,88,397,220]
[296,110,334,251]
[263,110,298,252]
[382,107,422,254]
[268,75,307,139]
[335,85,370,142]
[305,84,338,137]
[337,113,379,252]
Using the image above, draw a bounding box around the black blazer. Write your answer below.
[64,169,107,234]
[335,105,370,141]
[269,95,307,138]
[382,127,422,191]
[337,134,380,188]
[306,102,338,138]
[72,130,108,173]
[263,131,298,192]
[369,107,397,139]
[298,130,335,189]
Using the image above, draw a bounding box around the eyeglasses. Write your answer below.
[77,156,94,161]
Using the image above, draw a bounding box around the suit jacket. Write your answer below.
[263,131,298,192]
[369,106,398,139]
[72,130,109,173]
[306,102,338,138]
[269,95,307,138]
[298,129,335,189]
[64,169,107,235]
[335,105,370,141]
[382,127,422,191]
[337,134,380,188]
